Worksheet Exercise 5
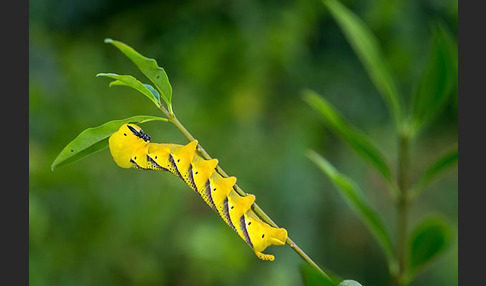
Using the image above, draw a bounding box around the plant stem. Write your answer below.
[161,107,330,280]
[395,130,410,286]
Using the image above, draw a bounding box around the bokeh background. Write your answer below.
[29,0,457,285]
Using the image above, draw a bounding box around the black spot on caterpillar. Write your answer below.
[109,123,288,261]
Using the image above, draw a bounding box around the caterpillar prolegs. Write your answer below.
[108,123,288,261]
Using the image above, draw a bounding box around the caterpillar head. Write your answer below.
[109,123,151,168]
[146,143,173,171]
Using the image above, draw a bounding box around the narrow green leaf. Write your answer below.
[104,38,172,110]
[410,24,457,135]
[52,139,111,171]
[307,150,395,264]
[408,216,452,280]
[301,264,340,286]
[97,73,161,107]
[323,0,403,129]
[303,90,393,184]
[411,145,458,199]
[51,115,168,170]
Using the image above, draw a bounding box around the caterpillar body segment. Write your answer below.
[207,173,235,224]
[189,155,219,195]
[108,123,288,260]
[244,210,288,261]
[168,140,199,181]
[146,143,173,171]
[227,192,255,241]
[131,144,152,170]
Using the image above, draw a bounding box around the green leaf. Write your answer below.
[323,0,403,129]
[303,90,393,185]
[97,73,161,107]
[104,38,172,110]
[408,216,452,280]
[338,280,363,286]
[411,145,458,198]
[307,150,395,264]
[51,115,168,171]
[301,264,340,286]
[411,24,457,135]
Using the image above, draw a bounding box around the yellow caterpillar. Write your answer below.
[109,123,288,261]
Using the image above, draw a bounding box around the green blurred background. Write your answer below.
[29,0,457,285]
